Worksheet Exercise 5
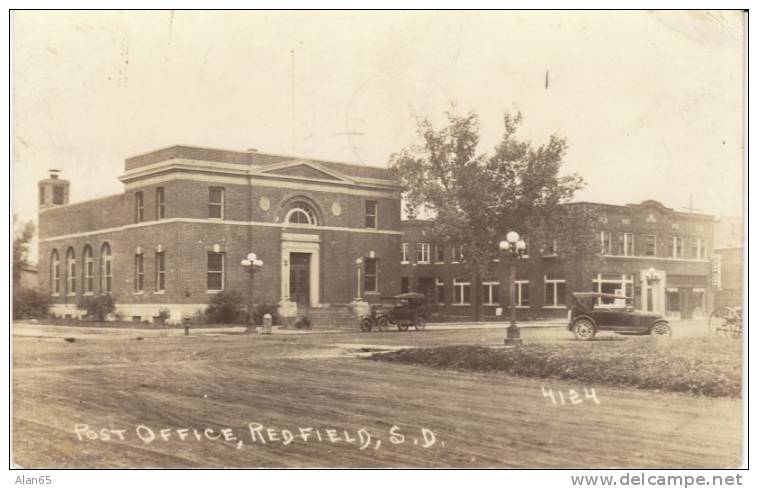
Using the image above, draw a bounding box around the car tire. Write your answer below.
[397,323,409,331]
[377,317,390,332]
[572,319,596,340]
[360,318,373,332]
[414,316,427,331]
[650,321,672,337]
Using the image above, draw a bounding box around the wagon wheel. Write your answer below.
[397,323,409,332]
[376,316,390,332]
[709,307,737,336]
[359,318,373,332]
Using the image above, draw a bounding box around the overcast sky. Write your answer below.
[12,11,744,260]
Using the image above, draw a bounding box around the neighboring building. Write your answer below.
[38,145,402,322]
[400,200,715,320]
[712,215,744,309]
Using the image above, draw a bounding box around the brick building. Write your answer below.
[400,200,715,320]
[712,215,744,309]
[38,145,402,322]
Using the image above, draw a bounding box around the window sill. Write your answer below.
[153,290,165,295]
[66,293,76,297]
[452,303,471,307]
[515,306,530,309]
[542,254,558,258]
[434,262,445,265]
[83,292,93,296]
[207,289,223,294]
[51,293,60,297]
[401,261,410,265]
[364,291,380,295]
[543,305,567,309]
[133,291,145,296]
[417,261,430,265]
[483,303,500,307]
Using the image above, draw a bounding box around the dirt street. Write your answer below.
[11,322,742,468]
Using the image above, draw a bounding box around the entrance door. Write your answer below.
[289,253,311,309]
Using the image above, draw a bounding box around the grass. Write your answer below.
[371,336,742,398]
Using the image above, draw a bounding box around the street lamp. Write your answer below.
[355,258,363,301]
[241,252,264,331]
[499,231,527,345]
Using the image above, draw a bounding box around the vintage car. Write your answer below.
[568,292,672,340]
[360,292,428,332]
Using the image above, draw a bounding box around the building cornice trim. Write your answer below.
[39,218,403,243]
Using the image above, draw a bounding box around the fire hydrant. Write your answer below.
[182,314,191,336]
[262,313,273,335]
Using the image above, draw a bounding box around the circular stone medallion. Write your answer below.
[259,196,270,211]
[331,201,342,216]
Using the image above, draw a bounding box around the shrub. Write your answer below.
[157,307,171,325]
[205,290,244,324]
[77,295,117,321]
[294,315,312,329]
[253,303,280,325]
[13,288,50,319]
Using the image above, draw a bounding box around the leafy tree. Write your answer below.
[13,215,35,287]
[78,295,117,322]
[205,290,245,324]
[13,288,50,319]
[390,107,597,320]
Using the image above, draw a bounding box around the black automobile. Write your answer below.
[360,293,428,332]
[568,292,672,340]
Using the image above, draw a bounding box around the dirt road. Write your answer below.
[12,325,742,468]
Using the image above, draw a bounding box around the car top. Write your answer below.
[381,293,425,300]
[572,292,633,300]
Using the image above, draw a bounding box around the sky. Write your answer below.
[11,11,745,261]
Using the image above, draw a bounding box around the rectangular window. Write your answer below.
[453,280,471,305]
[544,276,566,307]
[53,261,60,294]
[209,187,224,219]
[416,243,430,263]
[482,281,500,306]
[672,236,683,258]
[400,276,410,293]
[623,233,634,256]
[435,244,445,263]
[53,186,64,205]
[84,256,93,293]
[545,238,558,256]
[645,235,656,256]
[134,254,144,292]
[365,200,377,228]
[135,191,144,223]
[156,187,166,220]
[600,231,612,255]
[401,243,409,263]
[694,238,706,259]
[621,217,631,225]
[155,252,165,292]
[593,273,634,306]
[436,279,445,304]
[516,281,530,307]
[452,244,464,263]
[364,258,378,292]
[207,252,225,290]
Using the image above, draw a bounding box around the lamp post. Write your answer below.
[241,253,264,331]
[499,231,527,345]
[355,258,363,301]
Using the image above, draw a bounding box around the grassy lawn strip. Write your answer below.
[370,337,742,398]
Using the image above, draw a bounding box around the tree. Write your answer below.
[13,215,35,287]
[389,107,598,320]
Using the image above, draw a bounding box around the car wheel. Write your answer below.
[397,323,409,331]
[414,316,427,331]
[572,319,596,340]
[651,322,672,337]
[360,318,373,332]
[377,317,390,332]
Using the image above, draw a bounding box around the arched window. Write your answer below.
[82,245,94,293]
[100,243,112,294]
[50,249,60,295]
[285,201,318,226]
[65,247,76,294]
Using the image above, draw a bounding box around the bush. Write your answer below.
[77,295,117,321]
[294,315,312,329]
[205,290,245,324]
[157,307,171,325]
[13,288,50,319]
[252,303,280,325]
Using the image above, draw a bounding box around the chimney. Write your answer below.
[38,169,70,209]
